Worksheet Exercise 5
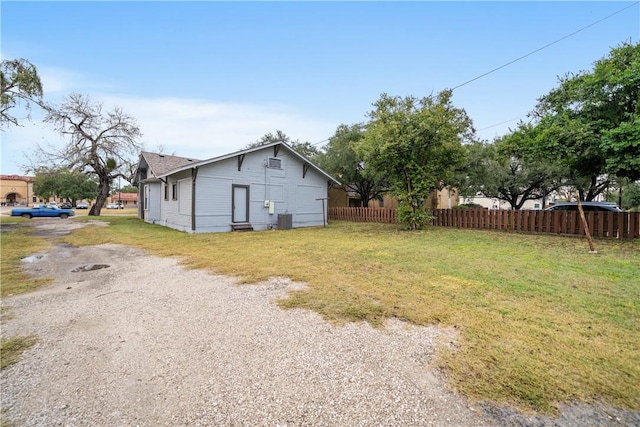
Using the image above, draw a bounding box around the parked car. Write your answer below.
[11,205,75,219]
[60,202,73,209]
[106,203,123,209]
[76,202,89,209]
[545,202,622,212]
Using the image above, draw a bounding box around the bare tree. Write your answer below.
[35,93,143,215]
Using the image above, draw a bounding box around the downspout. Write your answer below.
[191,167,198,232]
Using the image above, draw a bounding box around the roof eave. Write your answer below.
[158,142,340,185]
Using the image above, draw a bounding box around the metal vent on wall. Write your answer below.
[267,157,282,169]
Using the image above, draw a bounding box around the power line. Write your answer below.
[450,2,639,91]
[309,2,638,147]
[477,115,527,132]
[310,137,331,147]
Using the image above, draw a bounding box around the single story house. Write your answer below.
[109,192,138,207]
[133,142,339,233]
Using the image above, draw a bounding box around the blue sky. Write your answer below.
[1,1,638,176]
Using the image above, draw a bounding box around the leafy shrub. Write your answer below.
[398,203,433,230]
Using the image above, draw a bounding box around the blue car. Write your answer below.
[11,205,75,219]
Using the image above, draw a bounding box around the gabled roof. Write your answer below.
[158,142,340,185]
[139,151,200,177]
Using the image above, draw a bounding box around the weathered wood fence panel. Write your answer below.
[328,207,640,238]
[328,207,397,223]
[432,209,640,238]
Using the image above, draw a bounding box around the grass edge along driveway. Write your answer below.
[6,216,640,415]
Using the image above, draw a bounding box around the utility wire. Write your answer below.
[477,115,527,131]
[450,2,639,91]
[309,2,638,147]
[310,137,331,147]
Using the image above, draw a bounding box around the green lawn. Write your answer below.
[2,216,639,414]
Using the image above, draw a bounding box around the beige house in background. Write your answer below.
[108,192,138,207]
[0,175,35,206]
[329,185,459,210]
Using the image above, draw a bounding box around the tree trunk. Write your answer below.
[618,187,623,210]
[576,197,597,253]
[89,176,111,216]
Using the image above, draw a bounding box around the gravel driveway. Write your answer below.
[1,220,638,426]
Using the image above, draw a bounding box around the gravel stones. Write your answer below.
[1,242,488,426]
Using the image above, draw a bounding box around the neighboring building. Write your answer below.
[109,192,138,207]
[460,193,549,210]
[1,174,34,206]
[1,174,95,207]
[328,185,366,208]
[133,142,339,233]
[329,185,459,210]
[446,186,611,211]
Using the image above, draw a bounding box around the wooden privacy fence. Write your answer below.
[329,207,398,223]
[432,209,639,238]
[328,207,640,238]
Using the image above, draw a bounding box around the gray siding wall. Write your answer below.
[160,147,329,233]
[157,170,193,232]
[143,182,162,224]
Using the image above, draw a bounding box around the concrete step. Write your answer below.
[231,223,254,232]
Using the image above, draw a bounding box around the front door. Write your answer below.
[232,185,249,223]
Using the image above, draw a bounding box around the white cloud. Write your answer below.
[38,66,120,98]
[100,96,337,160]
[1,95,338,175]
[38,66,85,94]
[1,119,66,174]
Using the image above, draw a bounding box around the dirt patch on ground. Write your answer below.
[1,219,638,426]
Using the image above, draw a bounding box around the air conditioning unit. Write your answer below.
[277,213,292,230]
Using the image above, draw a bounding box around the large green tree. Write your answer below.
[117,184,139,193]
[0,58,43,129]
[33,168,98,205]
[594,42,640,181]
[533,41,640,197]
[246,130,321,161]
[317,123,386,207]
[360,90,473,229]
[606,180,640,211]
[34,93,143,216]
[463,123,564,209]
